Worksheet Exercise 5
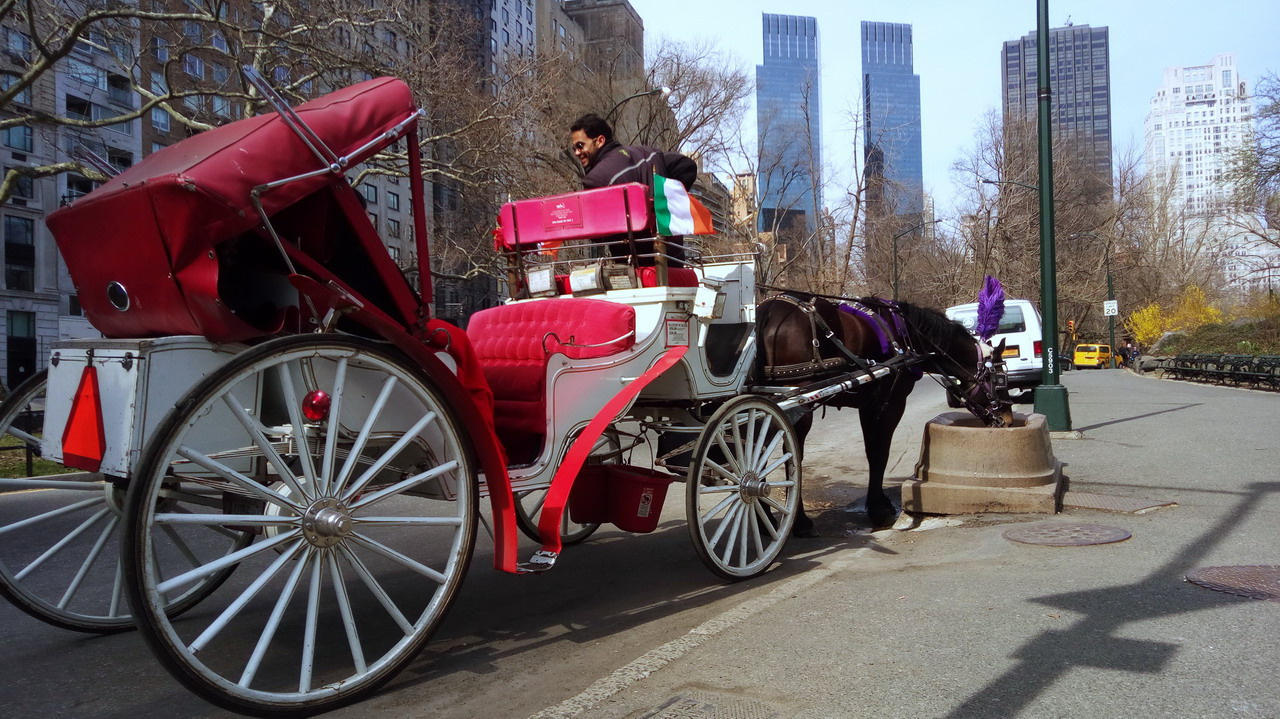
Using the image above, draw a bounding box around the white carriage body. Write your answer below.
[40,337,242,477]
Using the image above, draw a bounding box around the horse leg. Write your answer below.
[858,387,910,528]
[790,410,817,537]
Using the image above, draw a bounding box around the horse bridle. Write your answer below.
[908,328,1012,428]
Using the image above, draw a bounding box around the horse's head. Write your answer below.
[961,338,1015,428]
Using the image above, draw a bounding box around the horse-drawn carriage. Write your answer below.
[0,75,1009,715]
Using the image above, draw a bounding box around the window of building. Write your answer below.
[68,294,83,316]
[5,168,33,200]
[1,74,30,105]
[107,148,132,172]
[4,27,31,63]
[211,62,229,84]
[184,21,203,43]
[4,215,35,292]
[362,183,378,205]
[184,54,205,79]
[211,32,228,52]
[150,106,170,132]
[7,310,34,337]
[3,125,32,152]
[212,96,231,117]
[273,66,288,83]
[387,191,400,210]
[368,212,378,228]
[387,218,401,238]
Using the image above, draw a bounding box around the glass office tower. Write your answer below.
[1002,23,1113,182]
[755,13,822,233]
[861,21,924,217]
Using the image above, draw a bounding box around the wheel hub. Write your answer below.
[740,471,771,499]
[302,498,354,547]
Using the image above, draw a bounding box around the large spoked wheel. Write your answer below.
[0,372,244,632]
[686,396,801,581]
[513,431,619,546]
[123,336,478,716]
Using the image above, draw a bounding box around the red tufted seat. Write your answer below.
[469,298,636,462]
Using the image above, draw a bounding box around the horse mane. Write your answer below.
[896,302,971,351]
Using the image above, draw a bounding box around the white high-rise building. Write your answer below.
[1145,53,1251,214]
[1145,54,1279,292]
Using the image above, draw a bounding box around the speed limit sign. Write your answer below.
[1103,300,1118,316]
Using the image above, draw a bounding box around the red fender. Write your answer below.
[535,345,689,556]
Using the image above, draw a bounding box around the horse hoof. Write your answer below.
[869,509,900,529]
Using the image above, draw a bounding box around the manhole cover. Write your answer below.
[1003,523,1131,546]
[1186,565,1280,602]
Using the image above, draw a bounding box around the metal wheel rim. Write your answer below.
[124,337,476,714]
[687,397,800,581]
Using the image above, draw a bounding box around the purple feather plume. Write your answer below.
[975,275,1005,341]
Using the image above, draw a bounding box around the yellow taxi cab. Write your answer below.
[1073,343,1113,369]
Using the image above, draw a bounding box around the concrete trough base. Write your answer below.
[900,412,1064,515]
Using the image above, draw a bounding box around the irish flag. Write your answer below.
[653,173,715,235]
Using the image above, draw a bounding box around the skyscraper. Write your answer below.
[861,21,923,217]
[1002,23,1112,182]
[1145,54,1251,215]
[756,13,821,233]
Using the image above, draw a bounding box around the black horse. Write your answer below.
[756,294,1012,531]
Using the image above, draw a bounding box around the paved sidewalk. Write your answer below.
[557,370,1280,719]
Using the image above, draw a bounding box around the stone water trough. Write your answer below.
[900,412,1064,515]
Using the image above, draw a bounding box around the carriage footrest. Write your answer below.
[517,550,558,573]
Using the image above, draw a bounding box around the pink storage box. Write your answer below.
[497,183,652,247]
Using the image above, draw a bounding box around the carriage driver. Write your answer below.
[569,113,698,265]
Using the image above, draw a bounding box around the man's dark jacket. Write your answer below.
[582,141,697,191]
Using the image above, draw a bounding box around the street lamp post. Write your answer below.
[605,86,672,122]
[891,219,943,302]
[1068,231,1117,369]
[1031,0,1070,430]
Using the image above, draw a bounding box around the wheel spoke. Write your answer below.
[0,496,101,536]
[319,358,348,496]
[157,529,300,595]
[331,376,400,497]
[189,542,308,653]
[349,532,447,584]
[758,450,794,479]
[4,425,38,446]
[155,513,298,527]
[354,516,463,528]
[338,544,415,636]
[340,412,438,502]
[277,361,320,495]
[15,507,110,580]
[753,431,784,474]
[300,552,324,693]
[704,457,740,484]
[750,413,774,470]
[58,515,119,609]
[719,505,746,566]
[326,551,367,674]
[176,445,301,512]
[239,547,313,688]
[349,459,458,510]
[0,476,102,491]
[109,554,125,618]
[221,392,310,502]
[707,501,742,548]
[698,492,737,523]
[713,432,743,476]
[742,409,757,471]
[752,500,778,543]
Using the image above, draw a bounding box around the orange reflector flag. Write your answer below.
[62,366,106,473]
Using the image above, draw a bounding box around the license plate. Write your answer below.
[1002,346,1020,358]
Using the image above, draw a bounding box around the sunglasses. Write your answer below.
[572,141,588,151]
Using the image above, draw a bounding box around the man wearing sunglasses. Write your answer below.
[568,113,697,264]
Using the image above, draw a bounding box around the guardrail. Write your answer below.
[1151,354,1280,391]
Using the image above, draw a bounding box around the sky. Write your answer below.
[626,0,1280,216]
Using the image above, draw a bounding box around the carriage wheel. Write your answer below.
[513,431,619,545]
[0,372,247,632]
[686,396,800,581]
[123,336,477,716]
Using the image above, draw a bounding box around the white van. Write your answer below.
[945,298,1044,395]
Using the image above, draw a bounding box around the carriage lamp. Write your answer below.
[302,390,331,421]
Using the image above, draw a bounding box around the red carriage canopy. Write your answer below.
[46,77,418,341]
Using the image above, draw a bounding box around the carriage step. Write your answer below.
[517,550,558,573]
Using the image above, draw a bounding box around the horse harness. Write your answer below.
[761,294,915,382]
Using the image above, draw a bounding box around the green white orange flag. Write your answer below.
[653,173,714,235]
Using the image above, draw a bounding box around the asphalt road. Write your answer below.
[2,369,1277,718]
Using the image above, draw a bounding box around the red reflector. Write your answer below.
[302,390,331,421]
[62,366,107,473]
[1034,341,1043,358]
